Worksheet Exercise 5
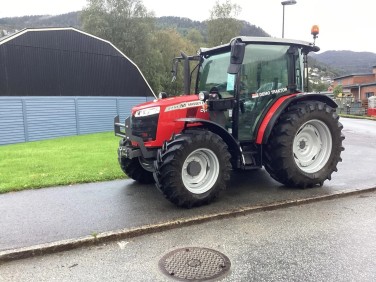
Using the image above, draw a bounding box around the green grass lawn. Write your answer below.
[0,132,126,193]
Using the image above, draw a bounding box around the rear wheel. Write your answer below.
[263,101,344,188]
[154,130,231,208]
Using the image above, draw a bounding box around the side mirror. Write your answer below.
[228,39,245,74]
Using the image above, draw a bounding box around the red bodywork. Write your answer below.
[255,94,297,144]
[131,95,209,148]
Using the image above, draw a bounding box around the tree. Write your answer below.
[333,85,343,98]
[312,82,330,92]
[80,0,159,89]
[186,28,204,48]
[207,0,242,46]
[151,29,197,95]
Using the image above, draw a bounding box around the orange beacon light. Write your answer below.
[311,25,319,38]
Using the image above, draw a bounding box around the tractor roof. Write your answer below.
[200,36,319,56]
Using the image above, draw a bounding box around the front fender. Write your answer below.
[176,118,241,161]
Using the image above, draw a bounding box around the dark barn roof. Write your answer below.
[0,28,155,97]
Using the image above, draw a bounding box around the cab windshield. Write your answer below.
[198,52,232,94]
[198,43,304,95]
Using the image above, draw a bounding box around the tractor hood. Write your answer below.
[131,95,204,115]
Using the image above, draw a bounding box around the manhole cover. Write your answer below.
[159,247,231,281]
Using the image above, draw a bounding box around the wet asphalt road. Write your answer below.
[0,117,375,251]
[1,190,376,281]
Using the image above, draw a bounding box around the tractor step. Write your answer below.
[243,151,255,165]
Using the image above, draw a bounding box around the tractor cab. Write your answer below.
[191,37,320,142]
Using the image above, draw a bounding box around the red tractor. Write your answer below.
[115,32,344,208]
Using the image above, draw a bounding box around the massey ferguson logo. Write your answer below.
[165,101,204,112]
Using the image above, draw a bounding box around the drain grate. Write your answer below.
[159,247,231,281]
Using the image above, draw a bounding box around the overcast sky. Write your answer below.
[1,0,374,54]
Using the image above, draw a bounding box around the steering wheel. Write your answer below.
[209,87,222,99]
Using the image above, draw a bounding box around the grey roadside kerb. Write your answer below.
[1,186,376,263]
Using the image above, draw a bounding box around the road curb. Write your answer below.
[1,186,375,263]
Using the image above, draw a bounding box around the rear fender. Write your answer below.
[256,94,337,144]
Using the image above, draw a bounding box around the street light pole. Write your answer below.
[281,0,297,38]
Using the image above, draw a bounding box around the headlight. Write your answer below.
[135,106,160,117]
[198,91,209,101]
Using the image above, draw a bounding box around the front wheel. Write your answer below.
[263,101,345,188]
[154,130,231,208]
[118,154,155,184]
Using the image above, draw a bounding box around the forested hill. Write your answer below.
[0,12,269,38]
[156,16,269,37]
[0,12,81,31]
[312,51,376,76]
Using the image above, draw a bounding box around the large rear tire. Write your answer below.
[263,101,344,188]
[154,130,231,208]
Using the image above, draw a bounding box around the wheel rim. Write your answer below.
[182,148,220,194]
[293,119,332,173]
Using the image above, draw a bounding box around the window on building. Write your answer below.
[366,92,374,98]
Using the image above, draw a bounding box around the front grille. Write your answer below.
[131,114,159,142]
